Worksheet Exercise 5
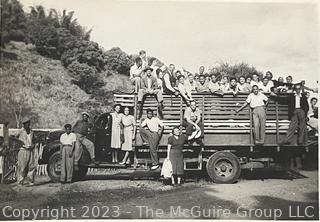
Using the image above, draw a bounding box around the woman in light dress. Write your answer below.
[120,107,136,165]
[110,104,123,163]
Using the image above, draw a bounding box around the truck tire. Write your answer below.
[206,151,241,184]
[47,151,61,183]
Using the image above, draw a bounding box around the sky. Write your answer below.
[20,0,319,87]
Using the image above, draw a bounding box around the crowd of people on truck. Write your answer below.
[13,50,318,186]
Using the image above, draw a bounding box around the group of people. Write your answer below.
[130,50,317,118]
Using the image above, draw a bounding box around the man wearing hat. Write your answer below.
[60,124,76,183]
[16,117,36,186]
[137,67,164,119]
[72,112,97,168]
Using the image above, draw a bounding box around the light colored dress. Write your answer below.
[110,112,123,149]
[121,115,135,151]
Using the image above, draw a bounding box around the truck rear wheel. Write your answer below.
[206,151,241,184]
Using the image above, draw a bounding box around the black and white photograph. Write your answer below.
[0,0,319,220]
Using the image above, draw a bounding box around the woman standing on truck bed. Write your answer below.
[120,107,136,165]
[110,104,123,163]
[167,126,187,186]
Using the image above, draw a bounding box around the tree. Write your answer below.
[104,47,132,75]
[0,0,28,47]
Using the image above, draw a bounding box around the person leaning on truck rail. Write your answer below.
[139,109,164,170]
[235,85,268,145]
[72,112,97,169]
[16,117,36,186]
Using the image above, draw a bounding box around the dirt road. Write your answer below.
[0,168,318,220]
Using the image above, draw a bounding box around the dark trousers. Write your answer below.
[284,109,307,145]
[140,128,159,165]
[183,120,204,138]
[61,145,74,182]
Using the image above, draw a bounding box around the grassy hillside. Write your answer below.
[0,41,130,128]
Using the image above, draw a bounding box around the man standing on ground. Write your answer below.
[16,117,36,186]
[73,112,97,170]
[60,124,76,183]
[140,109,164,170]
[236,85,268,145]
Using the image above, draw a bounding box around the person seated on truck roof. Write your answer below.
[245,76,252,85]
[198,66,205,76]
[307,97,318,137]
[155,68,164,93]
[237,75,252,93]
[271,84,309,145]
[184,73,197,93]
[149,57,159,78]
[194,74,200,83]
[177,74,193,105]
[235,85,268,145]
[195,74,210,93]
[224,77,239,97]
[73,112,98,168]
[258,77,272,93]
[183,100,204,145]
[162,64,180,96]
[140,109,164,170]
[208,74,224,96]
[138,67,164,119]
[130,57,144,93]
[250,73,261,87]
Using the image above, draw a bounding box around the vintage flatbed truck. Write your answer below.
[39,92,318,184]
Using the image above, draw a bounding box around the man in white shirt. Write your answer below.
[140,109,164,170]
[16,117,36,186]
[60,124,77,183]
[236,85,268,145]
[130,57,144,92]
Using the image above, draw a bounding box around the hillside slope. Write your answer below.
[0,41,130,128]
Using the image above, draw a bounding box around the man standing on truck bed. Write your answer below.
[271,84,309,145]
[140,109,164,170]
[236,85,268,145]
[73,112,97,169]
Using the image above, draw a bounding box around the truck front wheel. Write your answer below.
[47,151,88,182]
[206,151,241,184]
